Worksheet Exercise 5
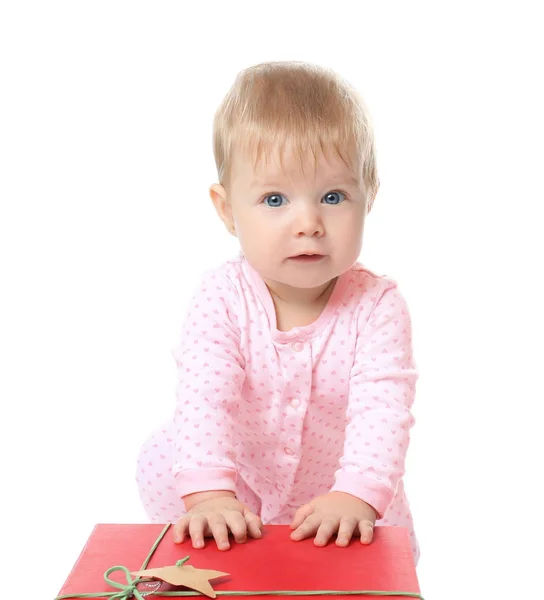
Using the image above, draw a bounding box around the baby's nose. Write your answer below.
[293,204,324,236]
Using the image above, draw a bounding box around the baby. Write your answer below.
[136,61,420,565]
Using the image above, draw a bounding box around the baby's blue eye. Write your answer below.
[322,191,345,205]
[264,194,287,208]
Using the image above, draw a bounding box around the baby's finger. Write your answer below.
[207,514,230,551]
[336,517,358,547]
[358,519,375,545]
[290,513,321,541]
[290,503,314,530]
[244,510,263,539]
[188,515,208,549]
[224,511,248,544]
[314,518,339,547]
[174,515,190,544]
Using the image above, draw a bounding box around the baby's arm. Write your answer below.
[170,270,262,548]
[292,281,418,546]
[331,282,418,515]
[183,490,236,510]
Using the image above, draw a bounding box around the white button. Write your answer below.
[284,447,294,456]
[291,341,304,352]
[290,398,300,409]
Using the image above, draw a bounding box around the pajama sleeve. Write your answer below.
[171,269,246,500]
[330,281,419,519]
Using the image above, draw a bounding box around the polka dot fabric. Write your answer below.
[136,255,420,564]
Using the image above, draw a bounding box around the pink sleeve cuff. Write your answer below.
[174,468,237,499]
[330,472,394,519]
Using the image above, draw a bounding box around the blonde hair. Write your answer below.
[212,61,379,208]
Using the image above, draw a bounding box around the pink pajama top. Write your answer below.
[171,254,419,559]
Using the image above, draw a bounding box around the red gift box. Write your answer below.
[55,524,423,599]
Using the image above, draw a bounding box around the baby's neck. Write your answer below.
[265,278,337,332]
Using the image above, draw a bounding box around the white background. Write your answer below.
[1,2,543,599]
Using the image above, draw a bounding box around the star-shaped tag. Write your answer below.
[132,556,229,598]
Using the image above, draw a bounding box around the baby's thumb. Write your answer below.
[290,503,314,529]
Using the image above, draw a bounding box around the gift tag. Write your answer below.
[132,556,229,598]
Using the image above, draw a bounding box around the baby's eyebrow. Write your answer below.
[249,179,282,189]
[329,175,361,187]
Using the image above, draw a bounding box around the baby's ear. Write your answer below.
[209,184,237,236]
[367,178,380,214]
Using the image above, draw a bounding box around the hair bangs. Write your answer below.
[213,62,378,204]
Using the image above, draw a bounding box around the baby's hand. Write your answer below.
[290,491,377,547]
[174,495,263,551]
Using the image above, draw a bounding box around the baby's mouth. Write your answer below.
[289,253,325,262]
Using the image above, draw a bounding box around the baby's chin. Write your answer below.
[259,265,343,291]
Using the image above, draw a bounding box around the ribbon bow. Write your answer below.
[103,565,159,599]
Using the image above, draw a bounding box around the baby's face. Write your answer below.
[216,146,367,290]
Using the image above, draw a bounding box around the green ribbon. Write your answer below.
[55,524,425,600]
